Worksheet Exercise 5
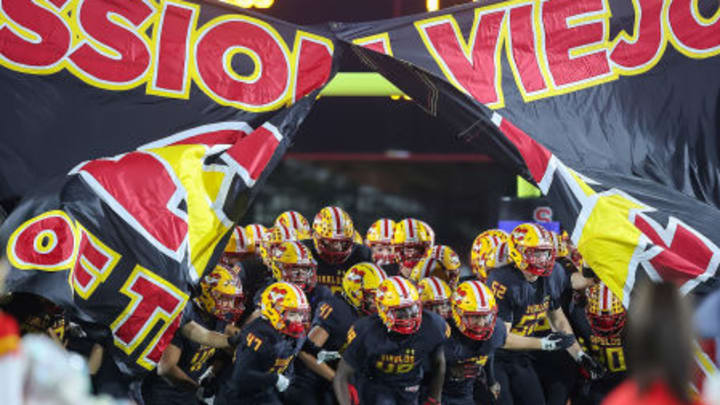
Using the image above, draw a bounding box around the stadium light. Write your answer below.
[221,0,275,8]
[427,0,439,11]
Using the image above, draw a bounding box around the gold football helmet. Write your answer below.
[195,265,245,322]
[220,226,253,268]
[470,229,510,281]
[269,241,317,293]
[508,223,555,277]
[451,280,497,340]
[342,262,387,315]
[365,218,397,265]
[260,281,310,338]
[275,210,312,240]
[585,282,626,336]
[393,218,432,269]
[376,276,422,334]
[312,206,355,264]
[417,277,452,319]
[244,224,269,254]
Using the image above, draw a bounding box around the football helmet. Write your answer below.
[551,231,570,260]
[244,224,269,254]
[417,277,452,319]
[269,241,318,293]
[429,245,461,288]
[220,226,252,267]
[259,224,299,266]
[393,218,432,269]
[275,210,311,240]
[585,282,626,337]
[365,218,397,265]
[470,229,510,281]
[195,265,245,323]
[376,276,422,334]
[508,223,556,277]
[409,256,460,290]
[418,220,436,247]
[452,280,497,340]
[342,262,387,315]
[260,281,310,338]
[312,206,355,264]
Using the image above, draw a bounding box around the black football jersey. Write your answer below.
[341,310,449,390]
[574,308,628,377]
[486,264,564,359]
[216,317,305,401]
[530,263,570,337]
[302,240,372,294]
[142,303,222,403]
[238,256,273,315]
[312,293,360,352]
[443,320,507,397]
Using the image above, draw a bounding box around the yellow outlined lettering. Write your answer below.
[352,32,393,56]
[7,210,77,271]
[666,0,720,59]
[70,222,121,300]
[290,30,334,103]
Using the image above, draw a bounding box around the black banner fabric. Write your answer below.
[0,0,337,373]
[2,0,720,375]
[334,0,720,306]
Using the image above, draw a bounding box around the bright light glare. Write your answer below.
[221,0,274,8]
[427,0,439,11]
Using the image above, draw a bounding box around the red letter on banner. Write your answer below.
[72,225,121,300]
[508,4,548,95]
[293,33,333,102]
[111,266,188,370]
[194,17,291,110]
[541,0,611,88]
[75,152,188,260]
[68,0,154,86]
[149,1,198,98]
[7,211,75,271]
[668,0,720,57]
[0,0,71,70]
[417,10,506,106]
[609,0,664,72]
[225,124,282,186]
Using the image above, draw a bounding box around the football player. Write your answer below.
[366,218,398,273]
[304,206,372,294]
[215,282,310,405]
[275,210,312,240]
[572,282,627,405]
[287,262,388,405]
[393,218,433,279]
[441,280,507,405]
[142,265,244,404]
[333,276,448,405]
[485,223,604,405]
[470,229,510,282]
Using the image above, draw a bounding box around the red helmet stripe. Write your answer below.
[471,281,487,307]
[383,219,390,239]
[601,284,609,313]
[407,219,416,238]
[429,277,444,298]
[392,277,409,298]
[290,211,299,229]
[236,227,245,249]
[331,207,343,234]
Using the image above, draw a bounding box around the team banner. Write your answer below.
[335,0,720,304]
[0,0,336,373]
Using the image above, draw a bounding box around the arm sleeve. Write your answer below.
[485,354,496,385]
[340,324,365,371]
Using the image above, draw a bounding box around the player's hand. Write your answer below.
[275,374,290,392]
[489,382,501,399]
[576,352,607,380]
[227,332,243,347]
[540,332,576,351]
[316,350,341,364]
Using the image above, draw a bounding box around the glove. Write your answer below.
[227,332,243,347]
[197,368,216,399]
[489,382,501,400]
[316,350,341,364]
[576,351,607,380]
[275,374,290,392]
[540,332,576,351]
